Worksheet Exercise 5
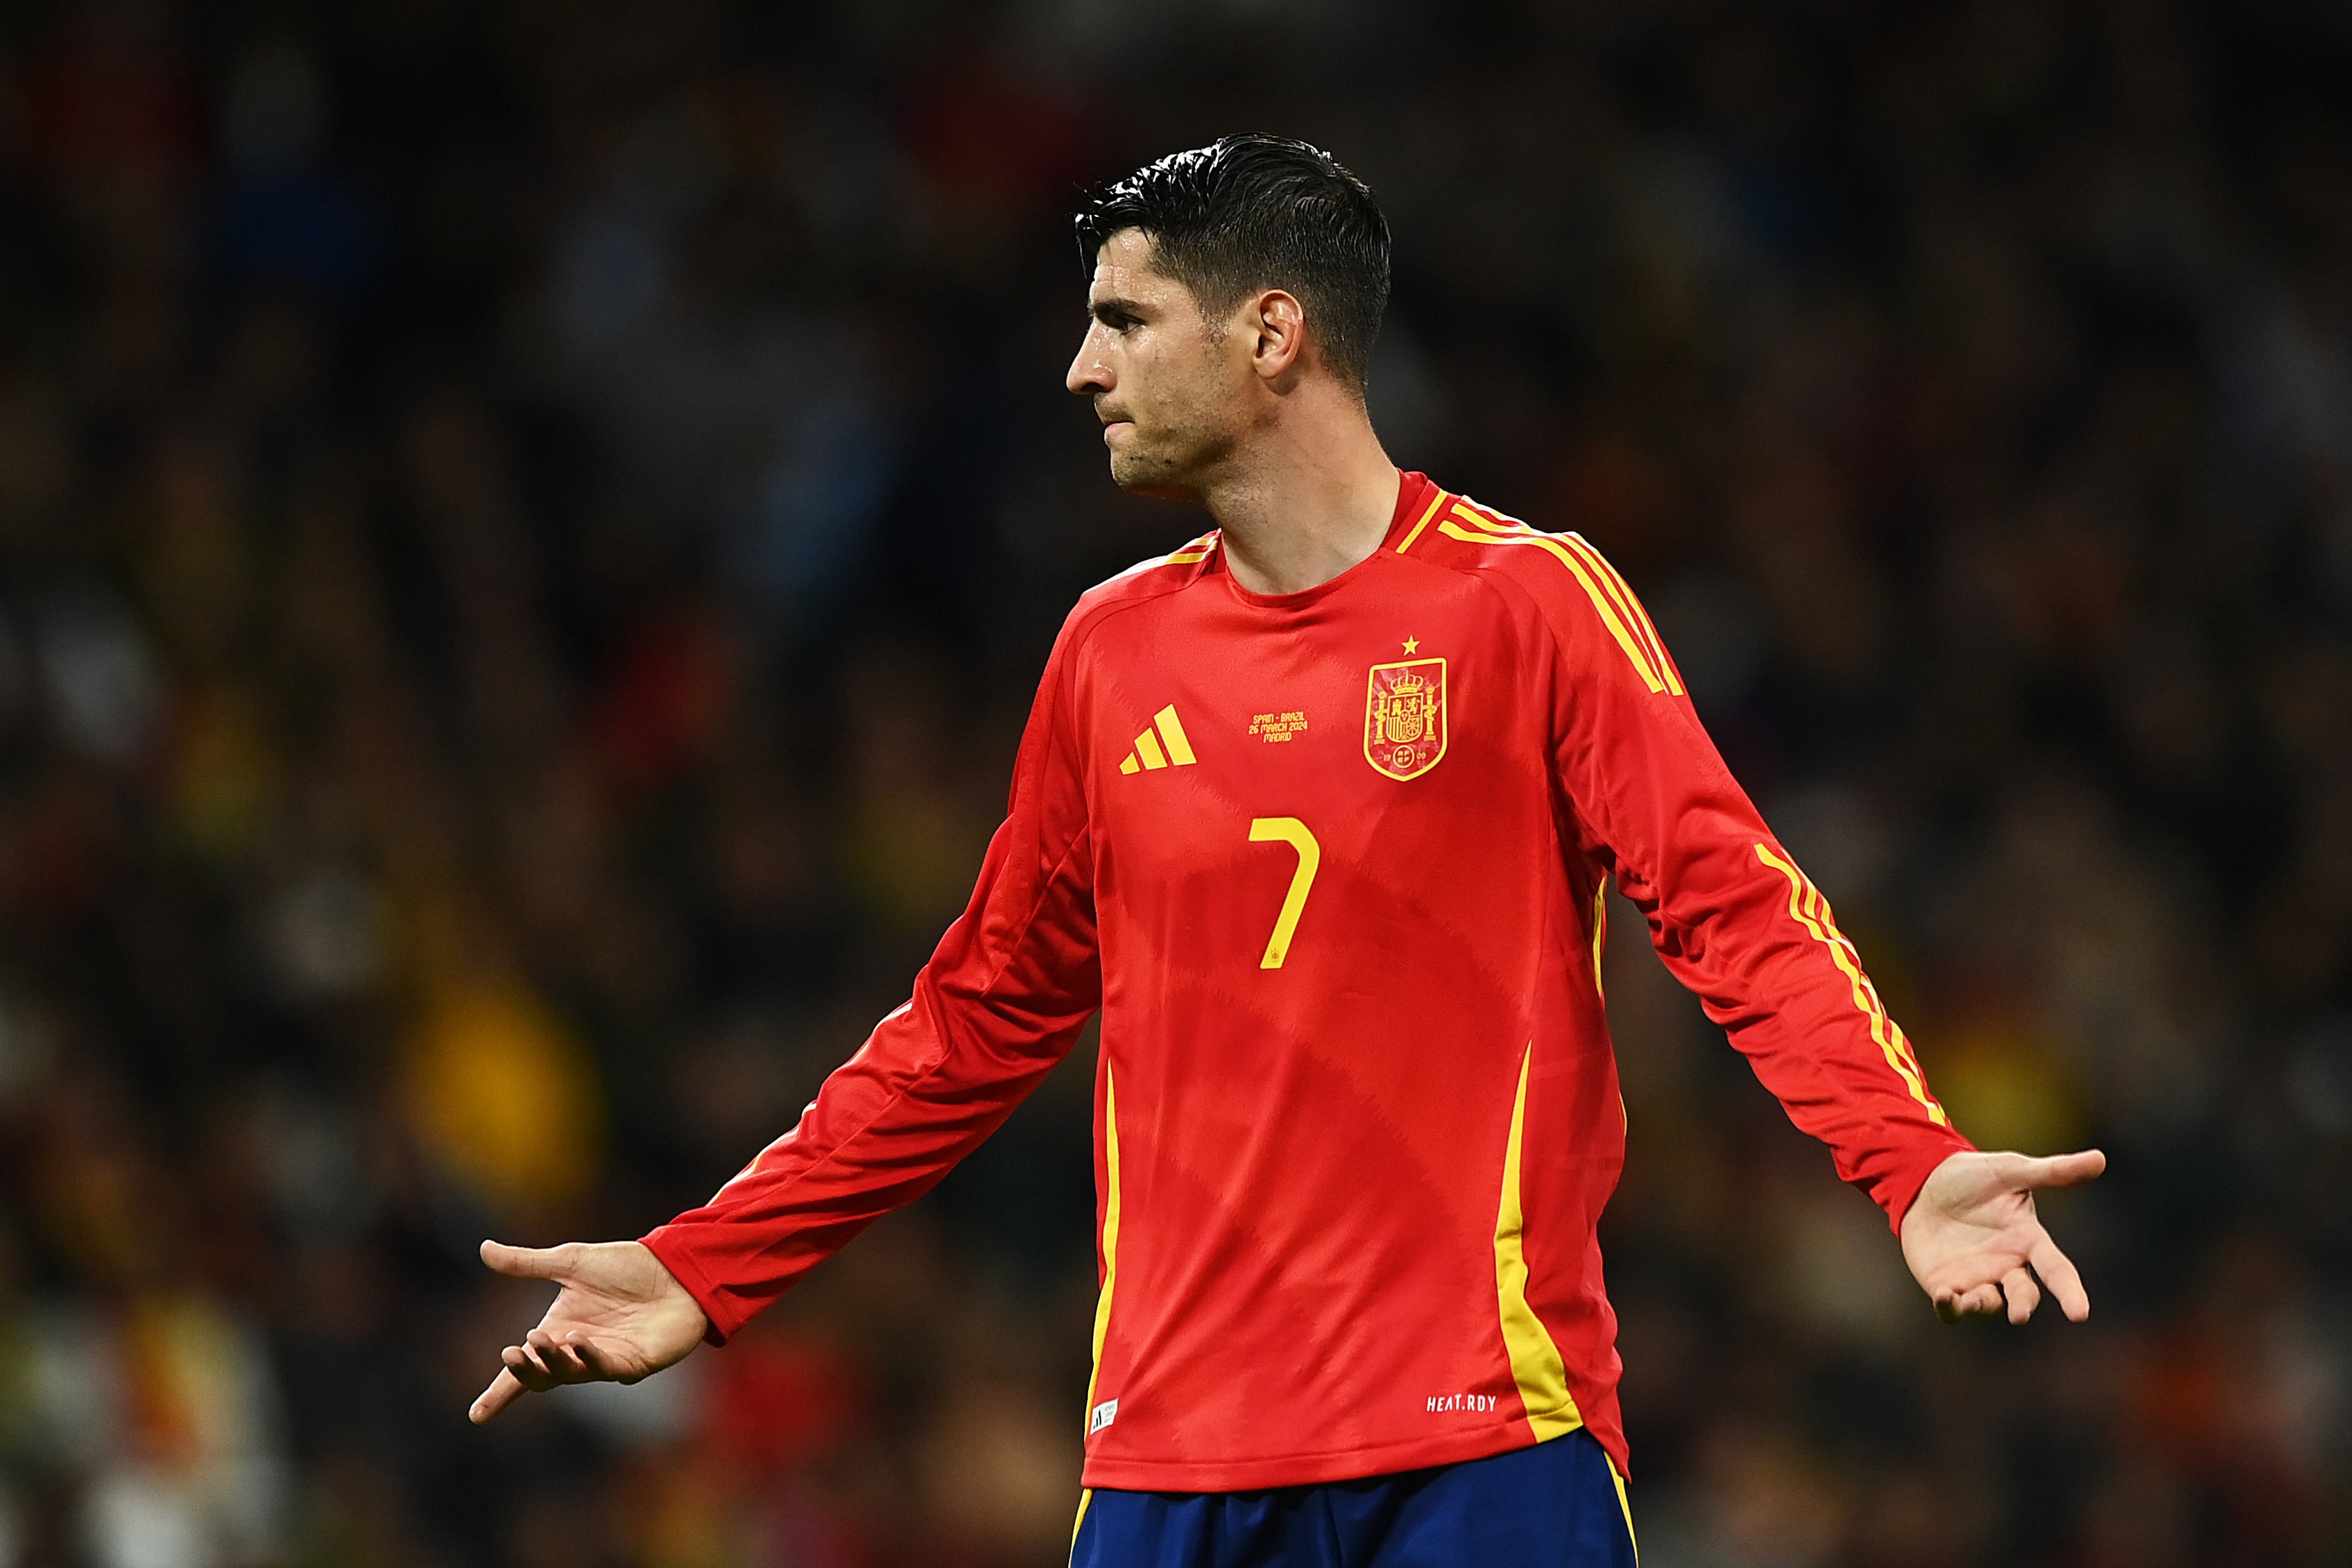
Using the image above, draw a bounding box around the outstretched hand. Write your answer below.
[469,1239,708,1424]
[1900,1148,2105,1325]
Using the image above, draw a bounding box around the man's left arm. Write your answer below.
[1513,537,2100,1323]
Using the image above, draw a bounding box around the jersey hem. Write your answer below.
[1079,1421,1570,1492]
[639,1230,734,1345]
[1880,1129,1978,1233]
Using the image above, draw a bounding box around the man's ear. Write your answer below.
[1247,288,1307,383]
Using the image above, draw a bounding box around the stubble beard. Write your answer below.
[1107,411,1235,502]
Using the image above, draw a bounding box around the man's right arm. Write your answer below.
[641,620,1103,1343]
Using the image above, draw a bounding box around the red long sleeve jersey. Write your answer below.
[643,471,1971,1490]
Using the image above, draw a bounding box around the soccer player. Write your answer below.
[469,135,2104,1566]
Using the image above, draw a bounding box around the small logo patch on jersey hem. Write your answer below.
[1089,1399,1119,1434]
[1364,657,1447,779]
[1426,1393,1500,1414]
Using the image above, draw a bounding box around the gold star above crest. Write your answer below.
[1402,635,1420,655]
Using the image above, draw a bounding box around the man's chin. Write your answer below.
[1107,452,1194,501]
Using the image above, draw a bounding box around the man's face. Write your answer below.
[1065,229,1248,497]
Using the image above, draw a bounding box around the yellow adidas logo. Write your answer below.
[1119,706,1198,774]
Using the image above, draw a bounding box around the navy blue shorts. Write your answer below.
[1070,1431,1637,1567]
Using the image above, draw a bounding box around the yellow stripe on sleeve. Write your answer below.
[1754,845,1948,1125]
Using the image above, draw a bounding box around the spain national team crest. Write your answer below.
[1363,657,1448,780]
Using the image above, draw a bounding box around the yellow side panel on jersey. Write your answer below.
[1589,879,1609,1004]
[1754,845,1948,1126]
[1084,1065,1123,1431]
[1435,521,1672,695]
[1493,1045,1585,1440]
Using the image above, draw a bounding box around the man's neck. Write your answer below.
[1200,398,1400,596]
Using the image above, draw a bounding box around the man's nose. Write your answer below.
[1067,331,1111,397]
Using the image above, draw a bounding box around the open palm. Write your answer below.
[1900,1148,2105,1324]
[468,1239,708,1423]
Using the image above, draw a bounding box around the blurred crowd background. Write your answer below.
[0,0,2346,1565]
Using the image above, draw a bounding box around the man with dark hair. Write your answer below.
[469,135,2102,1567]
[1072,136,1391,390]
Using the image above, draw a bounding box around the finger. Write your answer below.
[2014,1149,2106,1191]
[567,1333,631,1384]
[2002,1266,2040,1325]
[504,1343,558,1392]
[481,1239,574,1282]
[2032,1236,2092,1322]
[1933,1284,1994,1323]
[1949,1283,2002,1319]
[522,1339,579,1383]
[527,1329,591,1380]
[470,1368,526,1424]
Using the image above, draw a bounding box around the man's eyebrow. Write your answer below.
[1090,295,1146,321]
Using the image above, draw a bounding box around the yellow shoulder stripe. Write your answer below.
[1424,499,1683,696]
[1562,533,1679,692]
[1097,534,1215,589]
[1753,845,1948,1126]
[1451,499,1527,534]
[1393,487,1450,553]
[1436,519,1674,694]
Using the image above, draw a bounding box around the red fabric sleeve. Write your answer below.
[1497,535,1973,1230]
[641,619,1101,1341]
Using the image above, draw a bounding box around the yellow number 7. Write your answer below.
[1247,818,1320,969]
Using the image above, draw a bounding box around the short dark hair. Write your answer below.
[1074,134,1391,389]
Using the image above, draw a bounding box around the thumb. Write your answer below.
[480,1239,575,1282]
[2014,1148,2106,1191]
